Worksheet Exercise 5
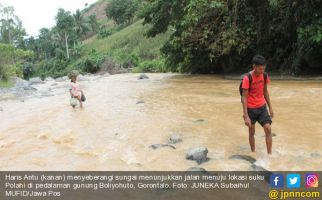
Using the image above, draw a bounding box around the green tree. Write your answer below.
[140,0,186,37]
[105,0,139,24]
[0,5,26,45]
[0,42,33,80]
[88,14,99,33]
[140,0,322,74]
[55,8,75,59]
[24,28,57,62]
[38,28,56,59]
[73,9,90,38]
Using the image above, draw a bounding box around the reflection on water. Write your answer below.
[0,74,321,171]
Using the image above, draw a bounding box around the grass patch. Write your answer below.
[84,20,169,58]
[80,20,170,72]
[0,80,13,88]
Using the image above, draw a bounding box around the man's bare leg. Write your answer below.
[263,123,272,154]
[249,124,255,152]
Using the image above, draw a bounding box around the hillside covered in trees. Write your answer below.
[140,0,322,74]
[0,0,321,85]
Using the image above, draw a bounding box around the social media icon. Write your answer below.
[287,174,301,188]
[306,174,319,188]
[270,174,284,188]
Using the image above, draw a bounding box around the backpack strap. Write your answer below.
[263,72,268,94]
[247,73,252,92]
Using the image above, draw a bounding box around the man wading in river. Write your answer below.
[241,55,274,154]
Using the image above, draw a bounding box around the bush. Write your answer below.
[97,25,127,39]
[0,79,13,88]
[78,52,105,73]
[0,64,9,80]
[23,62,34,79]
[98,28,113,39]
[0,43,32,80]
[134,59,165,73]
[123,53,139,68]
[70,44,84,58]
[35,58,70,78]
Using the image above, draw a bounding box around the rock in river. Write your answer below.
[186,147,209,164]
[229,155,256,164]
[149,144,176,150]
[168,133,183,144]
[29,77,44,85]
[138,74,149,80]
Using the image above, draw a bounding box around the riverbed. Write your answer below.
[0,73,321,171]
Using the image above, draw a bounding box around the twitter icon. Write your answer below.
[287,174,301,188]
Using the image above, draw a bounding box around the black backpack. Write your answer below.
[239,72,267,96]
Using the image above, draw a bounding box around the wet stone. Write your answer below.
[29,77,44,85]
[186,147,209,164]
[186,167,207,172]
[149,144,176,150]
[138,74,149,80]
[136,100,145,104]
[229,155,256,164]
[168,134,183,144]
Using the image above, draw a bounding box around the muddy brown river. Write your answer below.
[0,73,321,171]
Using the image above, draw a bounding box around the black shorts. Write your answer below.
[247,104,272,127]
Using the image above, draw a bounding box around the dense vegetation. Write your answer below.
[0,0,321,85]
[0,5,33,85]
[140,0,322,74]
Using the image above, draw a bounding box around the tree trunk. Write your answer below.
[64,32,69,59]
[8,29,12,45]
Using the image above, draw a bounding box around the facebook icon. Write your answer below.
[270,174,284,188]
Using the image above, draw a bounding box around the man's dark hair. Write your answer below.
[252,55,266,65]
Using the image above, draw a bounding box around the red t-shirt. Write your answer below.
[242,72,270,108]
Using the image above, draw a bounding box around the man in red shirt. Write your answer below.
[241,55,274,154]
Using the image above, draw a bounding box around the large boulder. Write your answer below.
[29,77,43,85]
[45,77,54,81]
[77,75,90,81]
[186,147,209,164]
[12,77,36,91]
[55,76,68,82]
[13,77,30,88]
